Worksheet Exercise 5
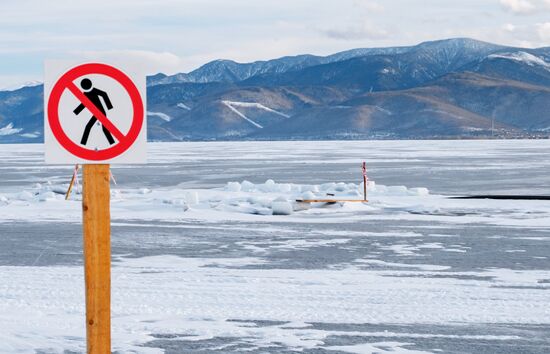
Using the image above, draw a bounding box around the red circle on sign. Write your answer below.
[47,63,144,161]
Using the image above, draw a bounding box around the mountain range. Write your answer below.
[1,38,550,143]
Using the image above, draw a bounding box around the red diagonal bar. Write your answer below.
[67,82,125,142]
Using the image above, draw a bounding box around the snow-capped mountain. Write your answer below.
[242,38,506,90]
[146,43,424,86]
[0,85,43,143]
[2,38,550,143]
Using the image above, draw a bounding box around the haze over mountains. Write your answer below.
[1,38,550,143]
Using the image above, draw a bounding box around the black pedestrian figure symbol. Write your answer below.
[73,78,115,146]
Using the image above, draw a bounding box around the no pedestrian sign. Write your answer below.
[44,61,147,164]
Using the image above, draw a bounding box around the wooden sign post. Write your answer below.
[45,61,146,352]
[82,164,111,353]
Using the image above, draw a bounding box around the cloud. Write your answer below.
[324,1,386,41]
[499,0,550,14]
[500,0,536,13]
[0,74,43,91]
[503,23,517,32]
[537,22,550,41]
[72,50,186,75]
[3,0,550,88]
[324,23,389,40]
[353,0,384,12]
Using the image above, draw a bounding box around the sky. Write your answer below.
[1,0,549,88]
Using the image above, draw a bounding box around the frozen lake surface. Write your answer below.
[0,140,549,353]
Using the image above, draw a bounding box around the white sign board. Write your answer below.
[44,61,146,164]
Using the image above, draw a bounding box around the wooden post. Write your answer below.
[65,164,80,200]
[82,164,111,353]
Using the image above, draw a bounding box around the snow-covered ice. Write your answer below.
[2,255,547,353]
[0,140,550,353]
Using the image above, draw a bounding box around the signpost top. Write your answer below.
[44,61,147,164]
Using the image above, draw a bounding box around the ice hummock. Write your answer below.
[214,179,428,216]
[224,179,428,198]
[0,178,430,221]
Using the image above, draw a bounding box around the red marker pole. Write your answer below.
[362,162,367,201]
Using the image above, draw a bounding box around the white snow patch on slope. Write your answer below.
[224,100,290,118]
[374,106,392,115]
[177,102,191,110]
[20,132,40,138]
[0,123,22,136]
[488,51,550,69]
[221,100,263,128]
[147,111,172,122]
